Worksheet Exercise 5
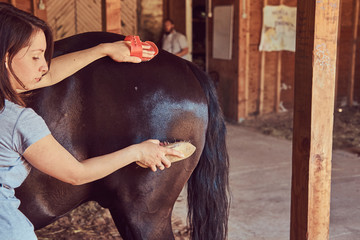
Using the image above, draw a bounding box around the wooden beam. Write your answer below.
[290,0,340,239]
[259,0,267,115]
[275,0,284,112]
[103,0,121,34]
[348,0,360,106]
[276,56,282,113]
[163,0,169,20]
[334,0,343,106]
[238,0,250,120]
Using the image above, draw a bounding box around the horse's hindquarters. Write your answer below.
[18,32,214,239]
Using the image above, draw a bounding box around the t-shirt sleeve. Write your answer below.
[178,34,188,49]
[12,108,51,155]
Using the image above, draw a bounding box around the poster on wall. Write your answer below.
[259,5,297,52]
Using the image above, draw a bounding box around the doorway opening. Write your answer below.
[192,0,206,70]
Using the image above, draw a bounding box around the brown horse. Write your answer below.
[16,32,229,240]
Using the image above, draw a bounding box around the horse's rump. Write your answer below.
[16,32,229,240]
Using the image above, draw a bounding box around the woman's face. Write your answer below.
[8,30,48,90]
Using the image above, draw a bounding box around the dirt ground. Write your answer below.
[35,106,360,239]
[36,199,189,240]
[239,106,360,151]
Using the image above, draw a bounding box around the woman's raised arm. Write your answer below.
[19,40,155,92]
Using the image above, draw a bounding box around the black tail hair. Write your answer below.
[186,61,230,240]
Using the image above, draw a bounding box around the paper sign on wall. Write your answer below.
[259,5,297,52]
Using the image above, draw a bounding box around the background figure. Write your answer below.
[161,19,189,60]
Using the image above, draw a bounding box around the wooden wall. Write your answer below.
[208,0,240,121]
[4,0,360,120]
[254,0,297,116]
[337,0,360,106]
[208,0,297,122]
[1,0,121,40]
[138,0,163,42]
[209,0,360,122]
[46,0,102,40]
[163,0,186,35]
[0,0,47,20]
[120,0,137,36]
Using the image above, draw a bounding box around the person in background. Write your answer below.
[0,3,183,240]
[161,19,189,60]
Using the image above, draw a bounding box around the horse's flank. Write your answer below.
[16,32,229,240]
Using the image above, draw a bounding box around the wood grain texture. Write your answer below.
[290,0,340,239]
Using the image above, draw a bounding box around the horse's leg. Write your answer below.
[104,158,199,240]
[94,119,206,240]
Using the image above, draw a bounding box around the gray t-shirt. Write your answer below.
[162,30,189,60]
[0,100,50,189]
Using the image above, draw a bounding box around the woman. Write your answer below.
[0,3,183,239]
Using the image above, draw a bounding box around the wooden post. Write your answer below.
[275,0,284,112]
[334,0,343,106]
[348,0,360,106]
[275,49,282,112]
[290,0,340,239]
[259,0,267,115]
[238,0,250,120]
[103,0,121,34]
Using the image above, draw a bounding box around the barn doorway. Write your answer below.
[192,0,206,70]
[163,0,207,70]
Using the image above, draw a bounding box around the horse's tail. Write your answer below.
[186,62,230,240]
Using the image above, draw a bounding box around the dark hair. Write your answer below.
[0,3,53,110]
[164,18,174,24]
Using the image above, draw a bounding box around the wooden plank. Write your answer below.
[348,0,360,106]
[334,0,343,106]
[280,51,295,110]
[162,0,169,20]
[13,0,30,11]
[276,51,281,112]
[31,0,47,21]
[248,44,261,115]
[263,51,278,114]
[275,0,284,112]
[280,0,296,112]
[46,0,76,40]
[259,0,268,115]
[238,0,250,120]
[76,0,102,34]
[290,0,340,239]
[259,53,265,114]
[248,0,263,116]
[120,0,137,36]
[103,0,121,34]
[207,0,241,121]
[260,0,279,115]
[336,0,353,101]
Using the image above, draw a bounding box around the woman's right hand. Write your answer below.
[102,41,155,63]
[135,139,184,172]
